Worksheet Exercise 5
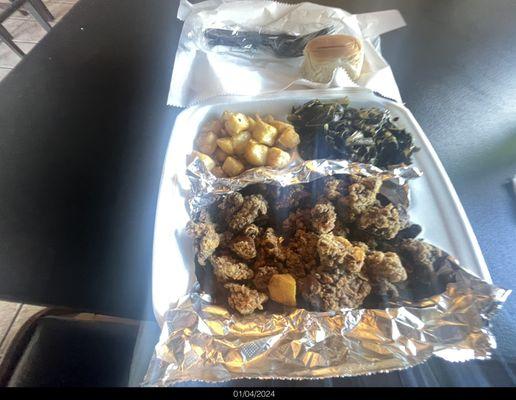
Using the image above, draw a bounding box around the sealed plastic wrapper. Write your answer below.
[142,159,510,385]
[169,0,406,106]
[301,34,365,83]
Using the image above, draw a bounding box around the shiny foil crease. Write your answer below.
[143,160,509,385]
[143,263,509,385]
[186,158,422,215]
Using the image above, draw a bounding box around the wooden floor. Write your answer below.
[0,0,78,81]
[0,0,77,365]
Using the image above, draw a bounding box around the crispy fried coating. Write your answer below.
[284,249,305,280]
[317,233,366,273]
[211,255,254,282]
[228,194,268,232]
[300,272,371,311]
[349,175,382,212]
[258,228,286,261]
[225,283,268,315]
[332,219,350,237]
[311,200,337,234]
[218,192,244,219]
[282,208,311,233]
[253,266,279,291]
[230,235,257,260]
[285,229,319,274]
[324,176,347,201]
[339,175,382,221]
[357,204,401,240]
[242,224,261,238]
[191,173,439,314]
[186,221,220,266]
[365,251,407,283]
[252,228,287,274]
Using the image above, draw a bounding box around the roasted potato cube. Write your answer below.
[251,116,278,146]
[222,156,245,177]
[244,142,269,166]
[223,112,249,136]
[231,131,251,155]
[195,131,218,155]
[211,166,226,178]
[276,127,300,149]
[189,151,216,171]
[266,147,291,169]
[268,274,296,306]
[268,119,293,133]
[201,119,223,136]
[247,116,256,128]
[216,137,234,155]
[213,147,228,163]
[263,115,275,124]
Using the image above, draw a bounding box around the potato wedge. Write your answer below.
[223,112,249,136]
[231,131,251,155]
[276,127,300,149]
[251,115,278,146]
[244,142,269,166]
[195,131,218,155]
[266,147,291,169]
[268,274,296,306]
[222,156,245,177]
[216,137,234,155]
[189,151,215,171]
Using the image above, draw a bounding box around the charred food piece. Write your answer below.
[230,235,257,260]
[186,221,220,266]
[225,283,268,315]
[228,194,268,232]
[253,266,280,292]
[311,200,337,234]
[211,255,254,283]
[338,175,382,221]
[301,271,371,311]
[317,233,367,273]
[396,239,444,282]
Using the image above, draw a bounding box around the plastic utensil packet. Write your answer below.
[168,0,406,107]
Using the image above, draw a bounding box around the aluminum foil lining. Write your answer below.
[143,263,509,385]
[186,158,422,214]
[143,160,509,385]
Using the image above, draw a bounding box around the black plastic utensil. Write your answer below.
[204,26,334,58]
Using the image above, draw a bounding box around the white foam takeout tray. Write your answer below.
[152,88,491,324]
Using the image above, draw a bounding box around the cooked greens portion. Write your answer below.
[288,99,419,168]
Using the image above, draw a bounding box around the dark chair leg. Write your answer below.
[6,0,29,16]
[0,27,24,58]
[0,24,13,40]
[29,0,54,20]
[25,0,54,32]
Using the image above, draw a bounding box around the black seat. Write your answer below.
[0,312,139,387]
